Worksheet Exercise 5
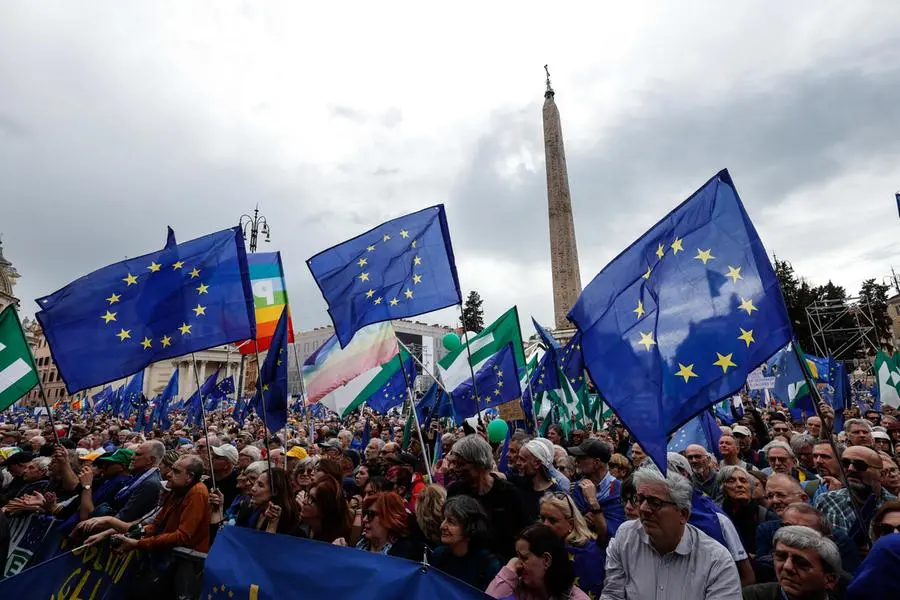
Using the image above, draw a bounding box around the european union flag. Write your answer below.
[559,332,587,394]
[251,305,289,432]
[202,526,490,600]
[186,370,219,428]
[307,205,462,347]
[366,353,416,414]
[451,343,522,420]
[206,375,235,411]
[569,170,792,469]
[667,410,722,454]
[416,381,453,427]
[35,227,255,393]
[154,368,178,430]
[92,385,113,413]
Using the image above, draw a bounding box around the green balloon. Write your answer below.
[487,418,509,443]
[443,332,462,351]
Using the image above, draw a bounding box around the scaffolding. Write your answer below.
[805,295,881,361]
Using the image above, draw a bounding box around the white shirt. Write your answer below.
[601,520,742,600]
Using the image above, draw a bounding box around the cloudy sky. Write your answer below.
[3,1,900,336]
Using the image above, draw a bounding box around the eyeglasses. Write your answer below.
[773,549,814,572]
[363,509,378,521]
[841,458,880,472]
[873,523,900,537]
[635,494,678,512]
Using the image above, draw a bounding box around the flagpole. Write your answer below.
[252,340,275,475]
[398,357,433,482]
[396,339,452,396]
[790,341,869,546]
[190,352,217,490]
[457,306,486,427]
[289,337,314,444]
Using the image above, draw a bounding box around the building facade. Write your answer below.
[887,293,900,351]
[0,238,20,312]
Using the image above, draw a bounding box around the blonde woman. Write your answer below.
[415,484,447,550]
[538,492,605,597]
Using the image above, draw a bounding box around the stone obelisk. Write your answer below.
[542,66,582,331]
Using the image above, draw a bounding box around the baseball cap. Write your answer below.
[211,444,239,464]
[732,425,752,438]
[286,446,308,460]
[873,431,891,442]
[318,439,342,452]
[567,439,612,462]
[95,448,135,466]
[3,450,35,466]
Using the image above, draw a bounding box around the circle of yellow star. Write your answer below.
[412,274,422,284]
[671,238,684,254]
[357,258,367,267]
[694,249,715,264]
[141,337,152,350]
[122,273,138,286]
[147,262,161,272]
[179,323,192,335]
[383,234,391,242]
[713,352,737,373]
[656,243,665,259]
[400,230,410,238]
[359,272,369,282]
[193,304,207,317]
[106,293,121,304]
[413,256,422,266]
[189,267,201,279]
[642,266,652,280]
[389,298,399,306]
[738,297,758,315]
[374,297,382,305]
[101,310,117,324]
[637,331,656,351]
[675,363,698,383]
[196,283,209,294]
[634,300,645,319]
[725,265,743,283]
[160,335,172,348]
[738,328,755,347]
[116,328,131,342]
[404,288,413,299]
[262,383,269,392]
[365,289,375,298]
[411,240,417,248]
[367,245,376,252]
[172,261,185,270]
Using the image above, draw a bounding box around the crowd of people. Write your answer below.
[1,396,899,599]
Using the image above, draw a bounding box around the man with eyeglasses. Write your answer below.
[814,445,897,552]
[742,526,841,600]
[601,466,740,599]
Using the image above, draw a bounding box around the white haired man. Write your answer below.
[600,466,741,600]
[742,525,841,600]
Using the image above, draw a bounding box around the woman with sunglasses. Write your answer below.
[299,475,353,543]
[539,493,605,598]
[869,499,900,543]
[486,523,589,600]
[344,491,423,560]
[291,457,316,500]
[430,495,501,591]
[879,453,900,497]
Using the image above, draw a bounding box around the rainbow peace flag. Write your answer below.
[241,252,295,354]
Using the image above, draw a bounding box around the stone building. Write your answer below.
[0,238,20,311]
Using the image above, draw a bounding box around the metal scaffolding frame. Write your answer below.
[805,295,881,360]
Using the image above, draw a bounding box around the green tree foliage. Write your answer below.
[859,278,893,350]
[461,290,485,333]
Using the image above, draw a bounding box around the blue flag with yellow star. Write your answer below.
[250,305,289,432]
[186,369,219,428]
[307,205,462,347]
[156,368,178,430]
[366,352,416,414]
[451,343,522,420]
[35,227,255,394]
[568,170,792,469]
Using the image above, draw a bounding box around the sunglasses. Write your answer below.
[547,492,576,519]
[873,523,900,537]
[363,509,378,520]
[841,458,880,472]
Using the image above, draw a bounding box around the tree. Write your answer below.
[774,258,816,350]
[461,291,485,333]
[859,278,892,351]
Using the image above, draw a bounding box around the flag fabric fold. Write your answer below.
[35,227,256,393]
[307,205,462,347]
[450,343,522,420]
[568,170,792,469]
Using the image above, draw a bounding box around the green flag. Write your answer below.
[438,307,525,393]
[0,305,39,411]
[874,350,900,409]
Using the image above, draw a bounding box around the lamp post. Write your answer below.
[239,205,270,253]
